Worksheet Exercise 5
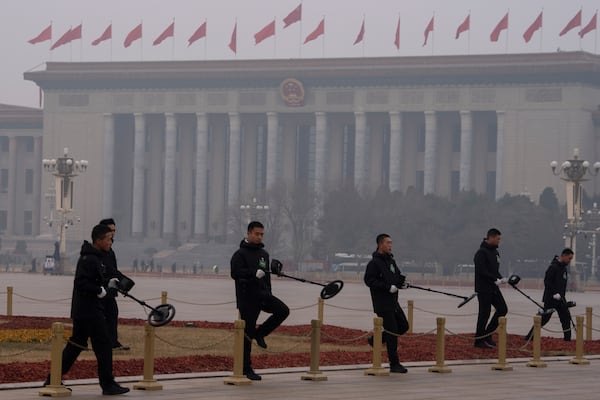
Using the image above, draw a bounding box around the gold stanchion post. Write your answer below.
[569,315,590,365]
[133,324,163,390]
[428,317,451,373]
[6,286,12,316]
[161,290,167,305]
[586,307,592,341]
[318,297,324,323]
[301,319,327,381]
[39,322,72,397]
[365,317,390,376]
[224,320,252,385]
[491,316,513,371]
[526,315,547,368]
[407,300,413,334]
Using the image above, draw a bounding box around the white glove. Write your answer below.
[500,277,509,284]
[97,287,107,298]
[495,278,503,286]
[389,285,398,293]
[256,269,266,279]
[108,278,119,289]
[553,293,561,301]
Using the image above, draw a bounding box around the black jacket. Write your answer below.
[542,256,569,304]
[70,241,108,320]
[364,251,405,313]
[230,239,272,308]
[474,240,502,293]
[101,247,125,299]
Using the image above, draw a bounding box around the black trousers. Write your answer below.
[102,297,119,347]
[375,304,409,365]
[238,293,290,372]
[60,317,115,389]
[525,299,572,340]
[475,288,508,341]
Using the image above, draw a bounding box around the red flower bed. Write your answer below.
[2,315,599,384]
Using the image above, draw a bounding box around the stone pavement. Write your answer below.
[1,357,599,399]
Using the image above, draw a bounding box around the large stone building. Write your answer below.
[0,104,43,237]
[23,51,600,242]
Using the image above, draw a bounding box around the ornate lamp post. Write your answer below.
[42,148,88,274]
[551,148,600,290]
[240,197,269,228]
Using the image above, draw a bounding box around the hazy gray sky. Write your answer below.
[1,0,598,107]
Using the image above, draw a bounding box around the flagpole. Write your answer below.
[467,11,471,55]
[505,9,509,54]
[321,15,325,57]
[172,18,175,60]
[431,11,435,56]
[299,1,303,58]
[362,13,365,57]
[80,20,83,61]
[140,19,144,61]
[540,9,543,52]
[204,19,208,60]
[273,16,277,58]
[110,21,113,61]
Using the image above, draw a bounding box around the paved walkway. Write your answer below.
[1,357,599,399]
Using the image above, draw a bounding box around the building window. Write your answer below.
[25,169,34,194]
[486,171,496,199]
[24,210,33,235]
[24,137,34,152]
[417,125,425,152]
[416,170,424,194]
[451,170,460,198]
[0,169,8,192]
[452,124,461,152]
[0,137,9,152]
[487,121,498,152]
[0,210,7,232]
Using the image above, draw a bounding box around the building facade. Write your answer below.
[24,51,600,242]
[0,104,43,237]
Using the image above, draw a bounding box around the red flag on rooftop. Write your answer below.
[490,12,508,42]
[394,16,400,49]
[255,20,275,45]
[153,21,174,46]
[423,16,434,46]
[304,18,324,44]
[455,14,470,39]
[560,10,582,36]
[92,24,111,46]
[124,23,142,48]
[523,11,542,43]
[188,21,207,46]
[283,3,302,28]
[228,22,237,53]
[579,12,597,38]
[353,18,365,45]
[28,24,52,44]
[51,24,82,50]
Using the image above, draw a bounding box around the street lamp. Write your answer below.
[42,147,88,274]
[551,148,600,290]
[240,197,269,227]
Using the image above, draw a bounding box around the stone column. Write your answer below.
[354,111,367,192]
[131,113,145,237]
[388,111,403,192]
[266,112,278,190]
[194,113,208,239]
[7,136,17,235]
[228,112,241,208]
[32,136,43,235]
[495,110,505,200]
[424,110,437,195]
[163,113,177,238]
[459,110,473,192]
[102,113,115,218]
[314,112,327,194]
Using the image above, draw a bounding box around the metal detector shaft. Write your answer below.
[120,290,161,314]
[407,284,468,299]
[277,272,325,287]
[509,284,544,310]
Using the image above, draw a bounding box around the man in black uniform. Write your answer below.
[474,228,508,349]
[99,218,129,350]
[43,224,129,395]
[524,248,574,341]
[230,221,290,381]
[364,233,410,373]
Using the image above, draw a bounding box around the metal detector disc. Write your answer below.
[320,280,344,299]
[508,274,521,286]
[148,304,176,327]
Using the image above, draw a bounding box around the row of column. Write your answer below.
[101,110,504,238]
